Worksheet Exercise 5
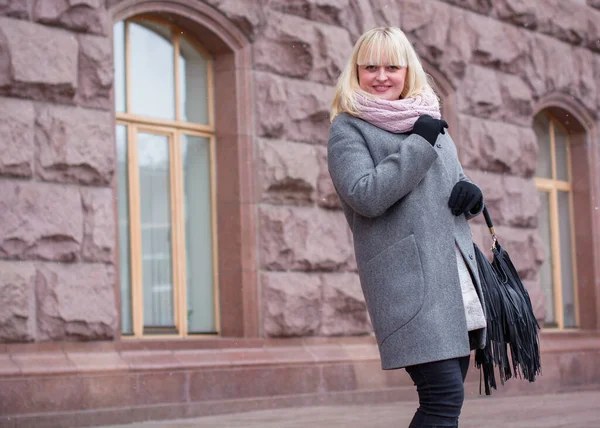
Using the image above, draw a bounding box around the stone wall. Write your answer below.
[1,0,599,342]
[0,1,117,342]
[251,0,600,336]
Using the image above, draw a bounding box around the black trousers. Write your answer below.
[405,355,471,428]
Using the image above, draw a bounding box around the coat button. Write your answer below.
[469,254,474,260]
[436,143,442,148]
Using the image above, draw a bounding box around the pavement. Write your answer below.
[102,389,600,428]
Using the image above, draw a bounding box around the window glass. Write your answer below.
[555,125,569,182]
[538,190,555,325]
[114,22,126,113]
[558,190,576,327]
[130,21,175,120]
[182,135,215,333]
[534,114,552,179]
[138,132,175,330]
[179,36,210,124]
[116,125,132,334]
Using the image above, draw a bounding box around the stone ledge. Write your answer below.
[1,332,598,377]
[0,341,381,377]
[0,334,599,426]
[539,330,600,353]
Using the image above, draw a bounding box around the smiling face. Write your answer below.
[357,64,407,101]
[331,27,432,120]
[355,30,410,101]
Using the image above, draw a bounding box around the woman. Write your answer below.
[328,27,487,428]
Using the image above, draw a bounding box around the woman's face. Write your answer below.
[358,64,407,101]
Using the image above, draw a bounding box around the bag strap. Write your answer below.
[483,206,498,249]
[483,206,494,230]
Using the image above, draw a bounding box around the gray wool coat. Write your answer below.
[328,113,487,370]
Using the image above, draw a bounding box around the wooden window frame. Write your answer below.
[534,112,580,330]
[111,0,259,339]
[116,17,219,339]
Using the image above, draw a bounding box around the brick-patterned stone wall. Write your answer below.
[0,1,117,342]
[2,0,599,343]
[250,0,600,337]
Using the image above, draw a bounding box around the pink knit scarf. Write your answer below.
[354,87,441,133]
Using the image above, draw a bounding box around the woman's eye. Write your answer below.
[365,65,377,71]
[387,66,400,71]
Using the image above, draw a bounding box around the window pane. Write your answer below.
[179,36,210,124]
[538,191,555,325]
[555,123,569,182]
[114,22,126,113]
[182,135,215,333]
[130,21,175,120]
[534,113,552,179]
[116,125,132,334]
[558,190,576,327]
[138,132,175,330]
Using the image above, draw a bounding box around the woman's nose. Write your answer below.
[376,67,387,81]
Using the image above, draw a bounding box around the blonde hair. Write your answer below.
[330,27,434,121]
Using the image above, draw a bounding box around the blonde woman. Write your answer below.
[328,27,487,428]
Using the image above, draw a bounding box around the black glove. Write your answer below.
[448,181,482,216]
[412,115,449,146]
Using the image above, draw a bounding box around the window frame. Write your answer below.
[116,16,220,339]
[534,112,580,330]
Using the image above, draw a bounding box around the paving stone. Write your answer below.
[98,390,600,428]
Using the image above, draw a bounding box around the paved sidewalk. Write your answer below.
[103,390,600,428]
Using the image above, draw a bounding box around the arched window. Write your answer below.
[114,17,218,337]
[533,111,578,329]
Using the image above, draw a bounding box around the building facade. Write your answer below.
[1,0,600,426]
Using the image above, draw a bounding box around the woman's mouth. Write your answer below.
[373,86,391,92]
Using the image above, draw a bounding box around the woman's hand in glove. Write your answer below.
[412,115,449,146]
[448,181,482,216]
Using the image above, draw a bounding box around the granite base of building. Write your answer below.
[1,333,600,428]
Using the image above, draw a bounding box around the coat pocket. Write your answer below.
[361,234,426,345]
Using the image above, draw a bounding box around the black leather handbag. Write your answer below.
[473,207,542,395]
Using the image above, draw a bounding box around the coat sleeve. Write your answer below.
[327,119,439,218]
